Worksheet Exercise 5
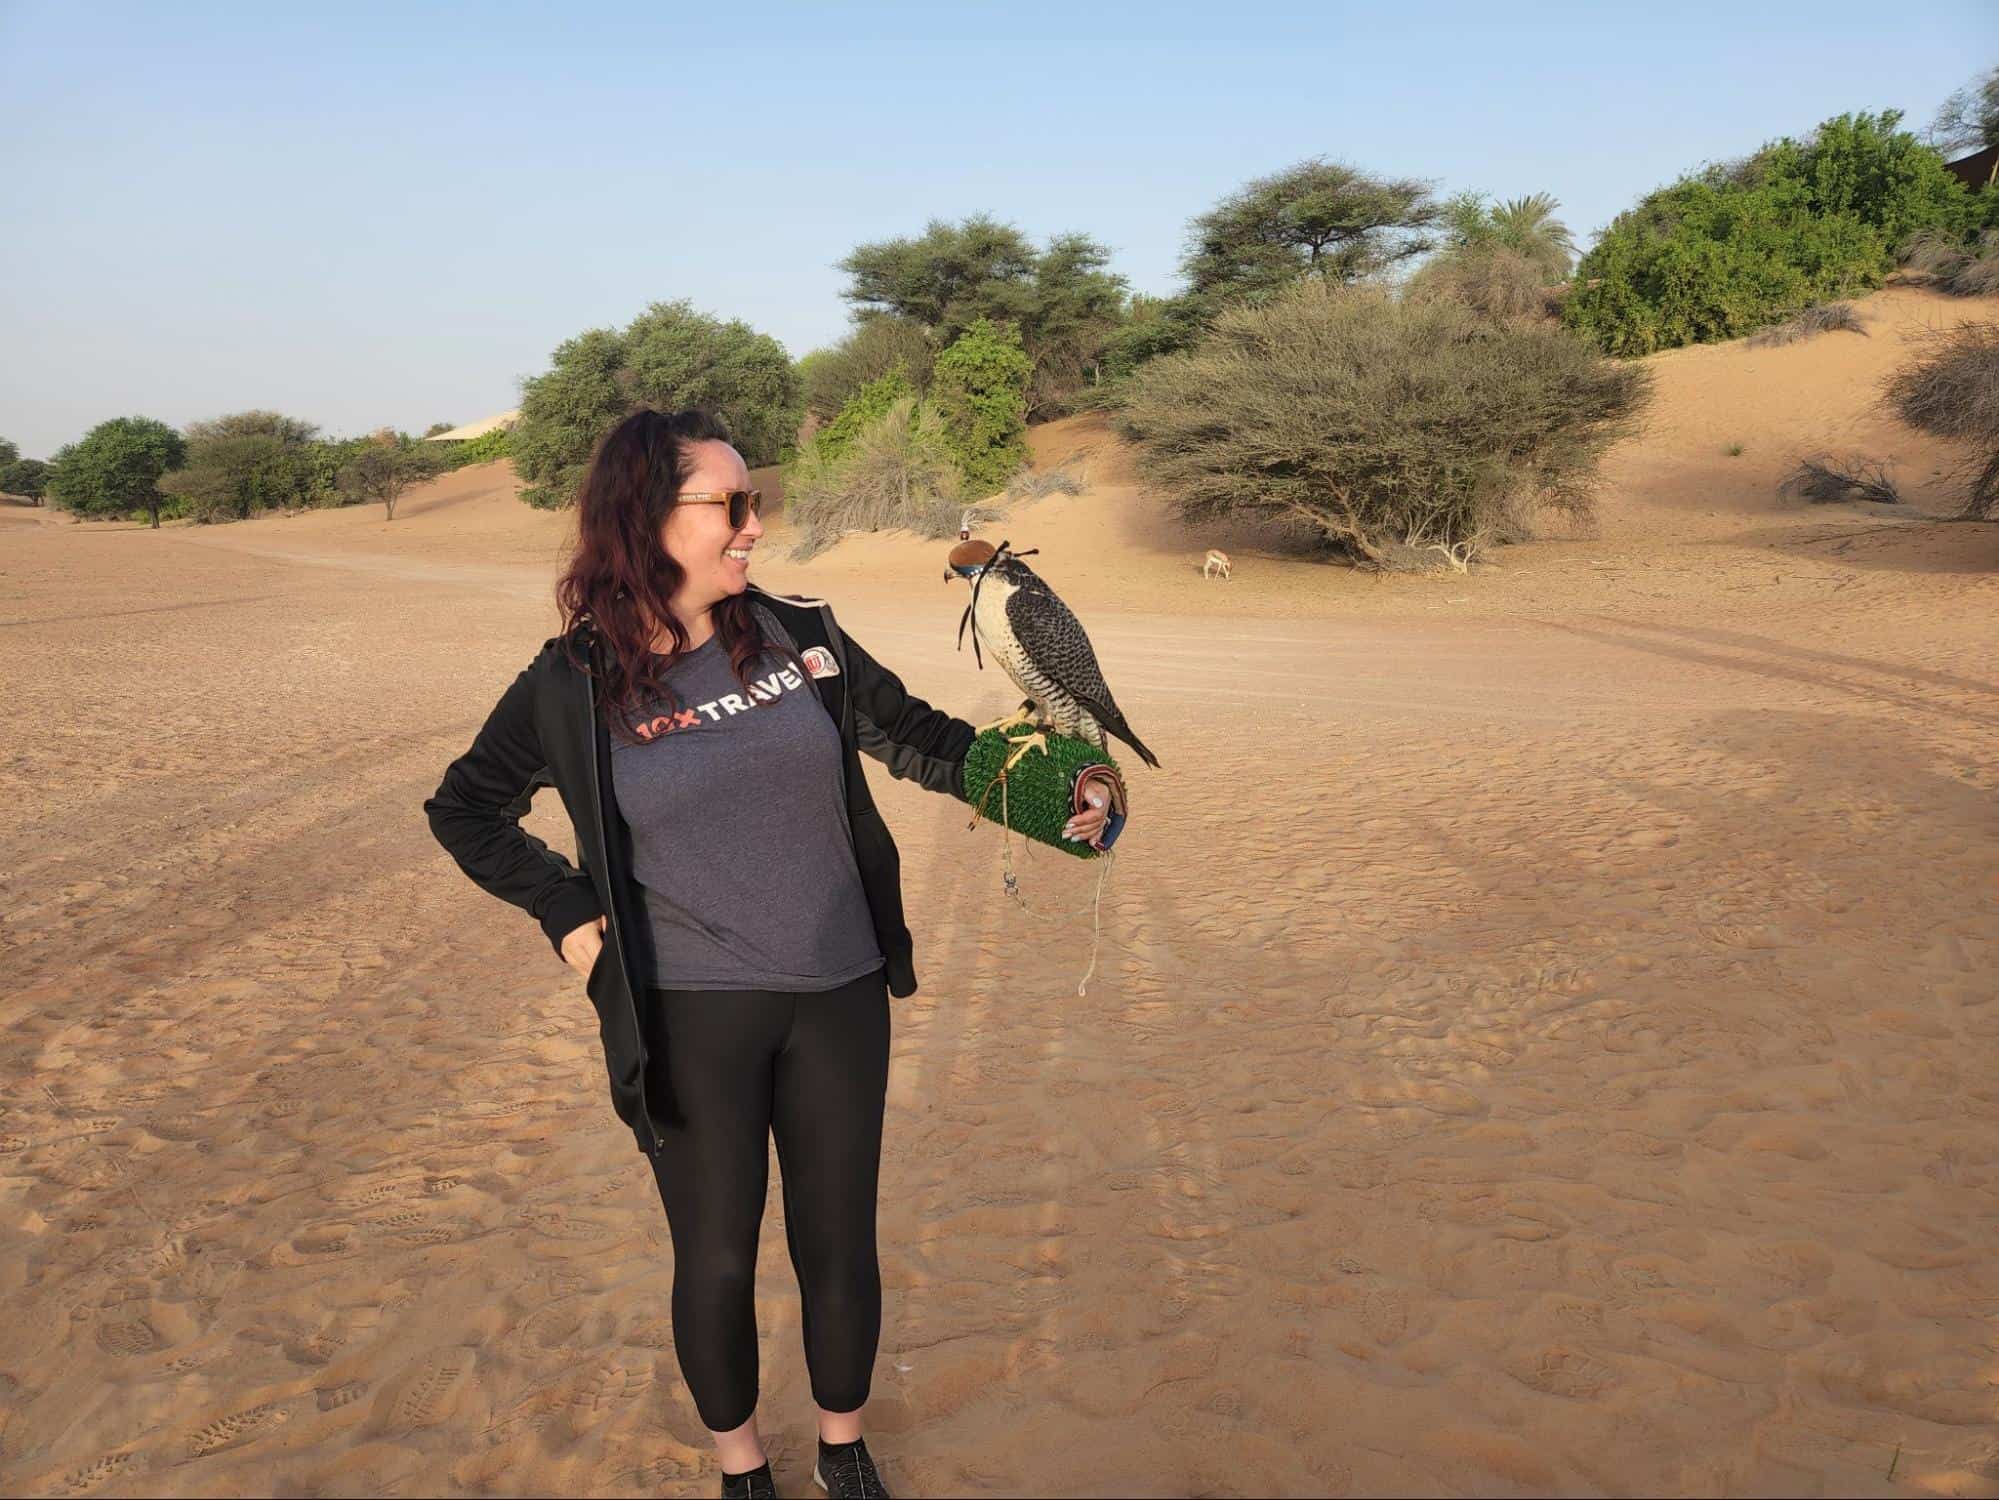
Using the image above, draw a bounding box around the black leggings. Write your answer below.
[641,967,891,1433]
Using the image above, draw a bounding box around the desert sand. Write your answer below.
[2,285,1996,1498]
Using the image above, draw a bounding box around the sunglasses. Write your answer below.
[679,489,763,530]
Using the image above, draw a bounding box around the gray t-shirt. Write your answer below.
[610,604,884,991]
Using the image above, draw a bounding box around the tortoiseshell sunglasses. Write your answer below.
[678,489,763,529]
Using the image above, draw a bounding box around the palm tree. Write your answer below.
[1487,194,1576,278]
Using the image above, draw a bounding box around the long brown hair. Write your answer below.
[556,406,809,745]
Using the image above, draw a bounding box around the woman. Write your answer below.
[424,407,1111,1500]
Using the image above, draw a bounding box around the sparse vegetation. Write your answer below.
[1115,279,1651,568]
[1745,303,1868,348]
[782,397,963,561]
[1406,244,1562,326]
[1004,464,1084,502]
[1897,228,1999,297]
[1780,456,1902,505]
[1884,319,1999,516]
[1726,442,1746,457]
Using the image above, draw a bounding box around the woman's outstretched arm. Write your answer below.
[838,627,979,804]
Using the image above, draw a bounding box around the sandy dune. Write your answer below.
[2,286,1996,1497]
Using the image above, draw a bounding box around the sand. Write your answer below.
[2,284,1996,1498]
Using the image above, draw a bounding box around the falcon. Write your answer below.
[944,538,1160,769]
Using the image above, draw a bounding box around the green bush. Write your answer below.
[930,317,1032,496]
[432,424,513,471]
[1114,279,1651,566]
[780,396,963,560]
[1566,110,1979,355]
[811,367,914,462]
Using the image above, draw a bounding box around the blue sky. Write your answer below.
[1,1,1989,458]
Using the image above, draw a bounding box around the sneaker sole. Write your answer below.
[811,1462,826,1491]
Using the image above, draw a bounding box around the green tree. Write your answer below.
[159,409,322,522]
[930,317,1033,495]
[511,301,801,509]
[336,439,446,521]
[1439,191,1577,278]
[423,420,456,437]
[0,438,18,469]
[1182,157,1442,302]
[47,417,187,527]
[1,457,51,504]
[836,216,1128,416]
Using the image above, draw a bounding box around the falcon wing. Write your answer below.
[1003,582,1122,728]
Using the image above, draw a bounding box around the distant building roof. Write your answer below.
[425,409,520,442]
[1944,144,1998,190]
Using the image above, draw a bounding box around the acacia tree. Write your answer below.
[1182,157,1443,302]
[1929,66,1999,154]
[336,439,445,521]
[836,216,1128,416]
[47,417,187,528]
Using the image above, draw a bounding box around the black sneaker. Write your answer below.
[812,1436,890,1498]
[720,1458,777,1499]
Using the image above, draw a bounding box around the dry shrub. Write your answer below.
[1003,464,1084,502]
[1884,318,1999,516]
[1745,303,1868,348]
[782,397,963,560]
[1896,228,1999,297]
[1405,244,1563,326]
[1114,279,1650,567]
[1780,456,1902,505]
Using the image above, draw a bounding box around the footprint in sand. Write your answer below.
[46,1450,134,1495]
[380,1348,475,1432]
[183,1400,294,1460]
[1360,1285,1409,1345]
[94,1317,163,1356]
[1513,1346,1615,1399]
[315,1380,367,1412]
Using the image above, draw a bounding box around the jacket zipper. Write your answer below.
[584,643,663,1155]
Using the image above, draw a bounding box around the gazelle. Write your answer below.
[1202,548,1232,580]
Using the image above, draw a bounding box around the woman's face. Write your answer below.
[659,438,764,618]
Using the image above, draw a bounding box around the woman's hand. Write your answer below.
[562,915,608,977]
[1062,788,1110,845]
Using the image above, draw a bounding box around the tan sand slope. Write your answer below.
[0,286,1995,1497]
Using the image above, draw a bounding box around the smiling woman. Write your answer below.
[423,404,998,1499]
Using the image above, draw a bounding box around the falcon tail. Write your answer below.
[1108,717,1162,770]
[1073,690,1160,769]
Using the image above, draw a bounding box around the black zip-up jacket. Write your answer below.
[423,584,978,1157]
